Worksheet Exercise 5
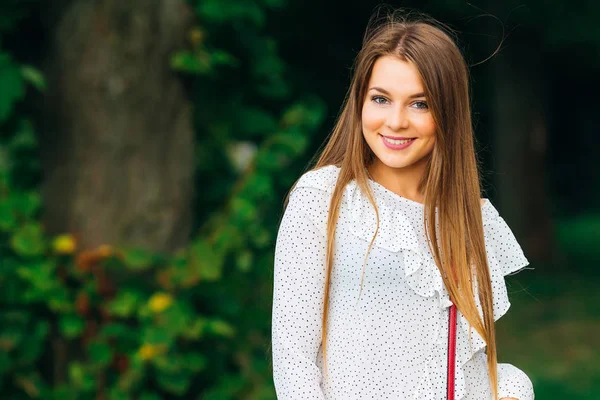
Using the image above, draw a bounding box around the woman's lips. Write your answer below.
[379,134,416,150]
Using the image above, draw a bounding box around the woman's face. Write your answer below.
[361,55,436,171]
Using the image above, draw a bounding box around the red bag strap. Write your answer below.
[447,303,457,400]
[447,261,458,400]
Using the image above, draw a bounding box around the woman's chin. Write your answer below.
[375,157,414,170]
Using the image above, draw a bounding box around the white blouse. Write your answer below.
[271,165,535,400]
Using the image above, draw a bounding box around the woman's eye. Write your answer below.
[412,100,429,109]
[371,95,389,105]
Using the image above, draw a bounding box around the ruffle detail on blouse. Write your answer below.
[343,175,459,306]
[345,179,421,253]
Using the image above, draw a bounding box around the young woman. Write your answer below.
[271,10,535,400]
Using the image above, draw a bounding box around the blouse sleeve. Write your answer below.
[497,362,535,400]
[271,186,329,399]
[482,204,535,399]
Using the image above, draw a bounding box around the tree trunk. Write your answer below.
[490,44,555,263]
[41,0,195,253]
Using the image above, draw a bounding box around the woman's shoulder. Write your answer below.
[291,164,341,194]
[283,165,341,233]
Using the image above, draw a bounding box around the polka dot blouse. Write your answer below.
[271,165,535,400]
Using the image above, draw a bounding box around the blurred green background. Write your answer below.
[0,0,598,399]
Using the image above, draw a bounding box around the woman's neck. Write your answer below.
[366,158,428,203]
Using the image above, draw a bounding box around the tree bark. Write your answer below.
[490,43,555,263]
[41,0,195,253]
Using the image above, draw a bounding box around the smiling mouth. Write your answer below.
[379,134,416,145]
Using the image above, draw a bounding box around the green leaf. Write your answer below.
[0,52,25,122]
[87,341,112,368]
[47,290,73,313]
[107,291,143,318]
[251,38,284,78]
[142,326,173,346]
[249,225,271,248]
[244,172,274,201]
[0,198,16,231]
[237,108,278,137]
[196,0,265,28]
[114,367,144,394]
[271,130,309,157]
[156,371,191,395]
[254,149,286,171]
[122,248,153,271]
[59,315,85,339]
[207,319,235,338]
[68,362,95,391]
[10,222,46,256]
[281,98,326,131]
[181,317,207,340]
[20,65,46,91]
[231,196,258,224]
[99,322,138,354]
[151,353,182,374]
[210,49,238,67]
[16,261,58,289]
[9,190,41,218]
[188,239,223,281]
[18,320,49,364]
[9,119,38,151]
[236,250,253,272]
[161,303,191,336]
[183,352,207,372]
[170,51,210,74]
[99,322,134,338]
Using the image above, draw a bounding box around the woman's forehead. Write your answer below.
[367,56,425,96]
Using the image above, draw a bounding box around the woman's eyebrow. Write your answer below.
[368,87,425,99]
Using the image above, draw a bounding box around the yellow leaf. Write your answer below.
[148,292,173,313]
[52,234,76,255]
[189,28,204,46]
[137,344,165,361]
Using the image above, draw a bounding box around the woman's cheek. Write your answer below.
[361,116,372,134]
[362,107,384,132]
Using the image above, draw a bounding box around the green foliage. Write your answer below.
[0,52,25,122]
[556,213,600,267]
[0,0,325,399]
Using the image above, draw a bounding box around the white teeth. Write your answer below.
[383,137,414,145]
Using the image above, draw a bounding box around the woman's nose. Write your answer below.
[386,107,409,131]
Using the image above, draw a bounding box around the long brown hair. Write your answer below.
[284,9,499,400]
